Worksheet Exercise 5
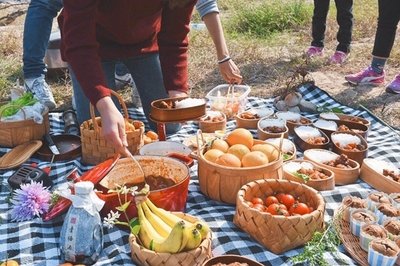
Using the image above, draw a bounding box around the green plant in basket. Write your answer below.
[0,92,38,117]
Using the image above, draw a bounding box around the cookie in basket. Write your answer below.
[350,209,377,237]
[368,238,399,266]
[367,192,392,212]
[341,196,366,222]
[375,203,400,225]
[360,223,388,252]
[383,219,400,240]
[389,193,400,208]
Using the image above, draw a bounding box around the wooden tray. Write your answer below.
[334,205,400,266]
[282,159,335,191]
[293,126,330,151]
[331,131,368,166]
[202,255,263,266]
[0,140,42,170]
[150,97,206,122]
[360,158,400,194]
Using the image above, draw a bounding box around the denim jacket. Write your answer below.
[196,0,219,19]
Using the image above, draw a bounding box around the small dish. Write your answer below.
[282,159,335,191]
[265,138,297,161]
[276,111,312,135]
[293,125,330,151]
[35,134,81,162]
[199,111,226,133]
[202,255,263,266]
[320,112,371,129]
[360,159,400,194]
[235,107,274,129]
[304,149,360,185]
[257,117,288,140]
[331,131,368,165]
[150,97,206,122]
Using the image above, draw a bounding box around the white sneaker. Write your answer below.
[24,76,56,110]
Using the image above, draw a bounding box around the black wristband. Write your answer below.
[218,56,231,64]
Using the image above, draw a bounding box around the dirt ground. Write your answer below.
[1,2,400,131]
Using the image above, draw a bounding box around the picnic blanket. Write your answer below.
[1,85,400,266]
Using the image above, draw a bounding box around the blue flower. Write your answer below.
[10,181,51,222]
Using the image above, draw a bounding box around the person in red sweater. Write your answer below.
[59,0,197,156]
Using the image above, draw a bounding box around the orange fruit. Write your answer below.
[204,149,224,163]
[211,139,229,153]
[0,261,19,266]
[226,128,253,149]
[227,144,250,160]
[251,144,279,162]
[215,153,241,167]
[242,151,269,167]
[146,131,159,140]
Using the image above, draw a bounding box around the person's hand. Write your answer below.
[219,59,242,84]
[96,96,128,156]
[168,90,188,98]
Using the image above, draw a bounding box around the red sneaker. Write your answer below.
[345,66,385,85]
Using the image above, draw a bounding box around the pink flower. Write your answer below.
[10,181,51,222]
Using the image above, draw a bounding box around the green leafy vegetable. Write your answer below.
[293,172,310,182]
[0,92,38,117]
[316,104,343,114]
[290,220,346,266]
[283,153,291,161]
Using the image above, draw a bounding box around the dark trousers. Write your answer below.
[372,0,400,58]
[311,0,353,53]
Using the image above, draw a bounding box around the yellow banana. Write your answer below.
[141,201,172,238]
[152,220,187,253]
[193,221,211,240]
[145,198,191,227]
[137,203,165,250]
[183,225,202,251]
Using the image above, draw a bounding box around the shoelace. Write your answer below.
[27,79,51,98]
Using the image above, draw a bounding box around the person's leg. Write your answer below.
[310,0,330,49]
[23,0,62,110]
[344,0,399,85]
[71,61,117,124]
[122,54,180,134]
[334,0,353,54]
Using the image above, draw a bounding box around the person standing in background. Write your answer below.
[22,0,62,110]
[196,0,242,84]
[305,0,354,64]
[345,0,400,93]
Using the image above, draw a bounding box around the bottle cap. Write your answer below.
[75,181,94,195]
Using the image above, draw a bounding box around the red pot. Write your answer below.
[96,156,190,220]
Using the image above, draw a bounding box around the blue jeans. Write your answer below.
[23,0,63,79]
[70,53,180,133]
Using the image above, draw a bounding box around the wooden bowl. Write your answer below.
[202,255,263,266]
[235,108,274,129]
[336,114,371,129]
[360,158,400,194]
[150,97,206,122]
[331,131,368,166]
[282,159,335,191]
[257,118,289,140]
[304,149,360,185]
[293,126,330,151]
[234,179,325,254]
[198,111,226,133]
[313,119,338,140]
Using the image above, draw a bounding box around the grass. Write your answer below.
[0,0,400,128]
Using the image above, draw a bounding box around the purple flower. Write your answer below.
[10,181,51,222]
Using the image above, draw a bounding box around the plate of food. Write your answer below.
[150,97,206,122]
[360,158,400,194]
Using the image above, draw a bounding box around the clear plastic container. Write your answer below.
[205,84,251,119]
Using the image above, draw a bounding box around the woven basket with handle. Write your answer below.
[80,91,144,165]
[129,212,212,266]
[0,105,49,148]
[233,179,325,254]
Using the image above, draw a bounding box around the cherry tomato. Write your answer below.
[252,204,265,212]
[265,196,279,206]
[267,203,281,215]
[252,197,264,206]
[281,194,295,209]
[289,203,310,215]
[276,193,286,203]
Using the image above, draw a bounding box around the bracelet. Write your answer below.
[218,56,231,64]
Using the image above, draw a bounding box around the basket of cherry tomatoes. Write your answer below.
[233,179,325,254]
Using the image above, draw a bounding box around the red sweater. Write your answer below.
[59,0,195,105]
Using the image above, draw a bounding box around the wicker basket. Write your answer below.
[233,179,325,254]
[80,91,144,165]
[197,132,283,204]
[0,106,50,148]
[129,213,212,266]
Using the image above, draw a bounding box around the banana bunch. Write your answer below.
[137,198,210,253]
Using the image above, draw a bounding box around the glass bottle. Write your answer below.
[59,181,104,265]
